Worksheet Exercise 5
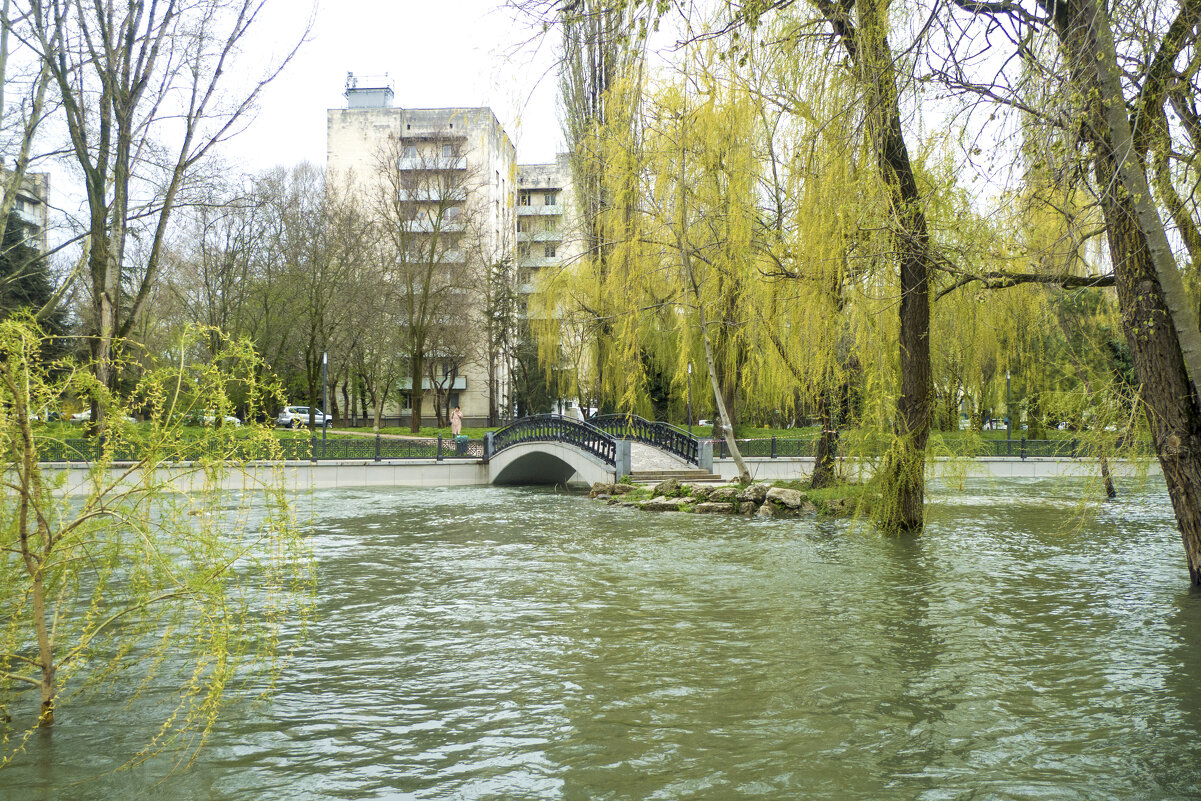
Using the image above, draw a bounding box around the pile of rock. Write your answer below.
[590,478,852,518]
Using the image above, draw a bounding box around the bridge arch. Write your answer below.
[488,441,618,486]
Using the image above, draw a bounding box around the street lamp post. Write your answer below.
[687,362,693,435]
[322,351,329,450]
[1006,369,1011,449]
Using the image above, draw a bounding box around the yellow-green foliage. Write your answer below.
[0,318,313,768]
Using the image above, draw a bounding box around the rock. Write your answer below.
[695,502,734,514]
[802,501,817,514]
[757,502,776,518]
[641,495,683,512]
[824,498,849,514]
[738,501,757,516]
[765,487,808,509]
[652,478,683,497]
[612,484,635,495]
[709,486,740,503]
[590,482,615,498]
[691,485,713,500]
[738,483,767,504]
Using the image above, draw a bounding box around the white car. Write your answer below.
[276,406,330,429]
[69,409,137,424]
[191,409,241,427]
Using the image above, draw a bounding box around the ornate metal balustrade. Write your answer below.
[588,414,700,466]
[486,414,616,466]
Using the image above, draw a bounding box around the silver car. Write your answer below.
[276,406,330,429]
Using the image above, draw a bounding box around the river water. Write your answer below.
[4,478,1201,800]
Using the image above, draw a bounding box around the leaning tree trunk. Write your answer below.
[1050,0,1201,582]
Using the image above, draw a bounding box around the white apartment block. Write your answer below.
[4,171,50,255]
[515,154,577,298]
[327,76,516,425]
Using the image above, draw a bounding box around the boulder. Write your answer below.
[612,484,635,495]
[690,485,714,500]
[824,498,850,514]
[652,478,683,497]
[641,495,683,512]
[738,483,768,504]
[709,486,740,503]
[695,502,734,514]
[765,486,808,509]
[757,502,777,518]
[590,482,615,498]
[738,501,758,516]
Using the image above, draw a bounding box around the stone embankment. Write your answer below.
[589,477,854,518]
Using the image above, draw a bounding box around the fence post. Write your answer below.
[1021,437,1026,460]
[771,435,777,459]
[375,432,381,462]
[484,432,494,461]
[698,439,714,473]
[310,436,317,463]
[437,435,443,462]
[615,440,631,481]
[1071,437,1077,459]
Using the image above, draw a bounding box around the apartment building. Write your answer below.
[327,75,516,426]
[515,154,576,298]
[4,171,50,255]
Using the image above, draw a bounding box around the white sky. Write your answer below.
[228,0,565,173]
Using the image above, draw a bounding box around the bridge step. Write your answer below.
[629,470,725,484]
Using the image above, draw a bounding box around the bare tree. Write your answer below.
[369,134,482,432]
[23,0,310,427]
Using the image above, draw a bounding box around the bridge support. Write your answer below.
[616,440,631,481]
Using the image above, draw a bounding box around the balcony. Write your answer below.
[516,231,560,243]
[398,188,468,202]
[397,156,467,171]
[516,256,560,269]
[400,377,468,391]
[516,205,563,216]
[401,219,464,234]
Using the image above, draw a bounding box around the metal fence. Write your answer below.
[33,436,486,464]
[712,436,1154,460]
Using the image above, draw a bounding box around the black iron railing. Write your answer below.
[31,435,486,463]
[710,436,1155,460]
[588,413,699,465]
[487,414,616,466]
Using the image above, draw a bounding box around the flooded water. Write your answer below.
[3,478,1201,799]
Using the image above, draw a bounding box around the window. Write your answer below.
[520,192,531,206]
[517,219,527,233]
[544,243,557,258]
[403,144,417,158]
[442,143,455,158]
[518,243,530,258]
[445,205,461,220]
[545,192,557,206]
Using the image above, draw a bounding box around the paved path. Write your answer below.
[630,442,692,471]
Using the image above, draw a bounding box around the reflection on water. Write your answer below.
[4,479,1201,800]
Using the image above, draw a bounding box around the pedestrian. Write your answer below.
[450,405,463,437]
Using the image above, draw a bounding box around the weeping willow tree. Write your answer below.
[556,0,651,410]
[0,319,312,767]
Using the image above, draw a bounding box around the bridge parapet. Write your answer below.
[589,414,701,466]
[486,415,619,466]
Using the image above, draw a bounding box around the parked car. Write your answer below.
[276,406,330,429]
[68,409,137,424]
[187,409,241,427]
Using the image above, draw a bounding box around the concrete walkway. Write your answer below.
[630,442,693,472]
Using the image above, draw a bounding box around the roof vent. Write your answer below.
[345,72,394,109]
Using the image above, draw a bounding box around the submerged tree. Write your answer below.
[0,319,311,764]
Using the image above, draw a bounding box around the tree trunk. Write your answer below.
[810,388,838,489]
[409,352,423,432]
[1049,0,1201,582]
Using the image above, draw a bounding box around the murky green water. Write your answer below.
[4,478,1201,800]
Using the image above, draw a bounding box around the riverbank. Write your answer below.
[590,477,872,518]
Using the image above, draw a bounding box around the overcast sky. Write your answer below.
[227,0,565,173]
